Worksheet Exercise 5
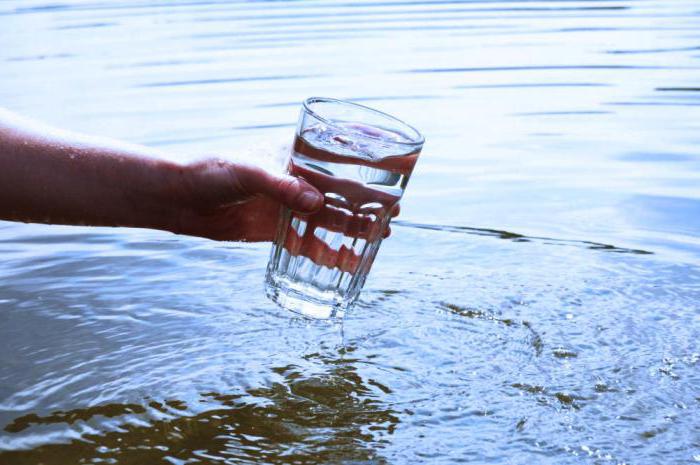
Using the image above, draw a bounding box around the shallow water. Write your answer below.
[1,1,699,464]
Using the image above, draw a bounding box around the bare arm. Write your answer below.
[0,108,323,241]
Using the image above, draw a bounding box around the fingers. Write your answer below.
[282,228,362,274]
[305,204,384,241]
[274,175,324,213]
[280,211,394,273]
[289,161,400,210]
[232,163,323,214]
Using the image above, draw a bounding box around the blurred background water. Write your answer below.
[0,0,699,464]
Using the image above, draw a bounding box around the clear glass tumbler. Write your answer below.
[265,97,424,318]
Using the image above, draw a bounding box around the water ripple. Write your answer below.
[393,221,654,255]
[138,74,321,88]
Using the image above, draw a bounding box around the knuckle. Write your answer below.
[276,176,299,197]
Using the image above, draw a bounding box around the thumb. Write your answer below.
[234,163,323,213]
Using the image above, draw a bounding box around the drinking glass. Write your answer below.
[266,97,424,318]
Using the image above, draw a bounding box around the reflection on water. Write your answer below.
[1,0,700,464]
[3,349,398,464]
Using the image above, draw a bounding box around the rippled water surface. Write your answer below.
[1,0,700,463]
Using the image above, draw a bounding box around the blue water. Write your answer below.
[0,1,699,464]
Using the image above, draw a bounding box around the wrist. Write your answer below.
[123,158,190,236]
[159,160,194,236]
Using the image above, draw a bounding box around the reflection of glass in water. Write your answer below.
[266,122,421,319]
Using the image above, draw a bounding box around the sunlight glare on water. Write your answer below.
[0,0,699,464]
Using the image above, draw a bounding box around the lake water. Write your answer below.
[0,0,699,464]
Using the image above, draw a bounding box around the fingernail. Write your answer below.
[299,191,322,211]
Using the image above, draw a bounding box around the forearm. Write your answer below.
[0,109,184,232]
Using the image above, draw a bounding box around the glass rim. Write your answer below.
[302,96,425,148]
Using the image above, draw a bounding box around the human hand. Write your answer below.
[170,158,398,260]
[172,158,324,242]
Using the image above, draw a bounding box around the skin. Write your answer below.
[0,109,396,270]
[0,108,327,242]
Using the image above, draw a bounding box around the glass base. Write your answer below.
[265,273,354,319]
